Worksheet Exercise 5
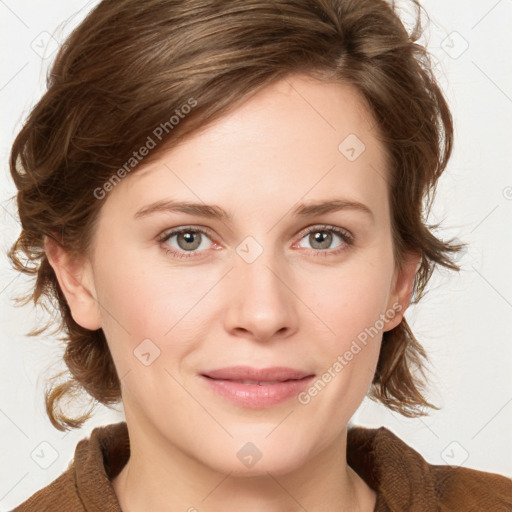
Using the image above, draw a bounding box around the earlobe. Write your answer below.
[44,235,102,331]
[384,251,421,332]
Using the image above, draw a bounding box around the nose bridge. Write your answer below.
[224,234,296,341]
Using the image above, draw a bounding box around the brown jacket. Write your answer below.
[13,421,512,511]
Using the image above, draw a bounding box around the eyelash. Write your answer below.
[157,224,354,260]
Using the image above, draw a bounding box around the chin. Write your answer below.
[200,435,311,478]
[218,453,306,478]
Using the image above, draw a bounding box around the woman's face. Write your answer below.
[60,74,418,475]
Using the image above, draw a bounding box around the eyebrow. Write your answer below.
[133,198,374,221]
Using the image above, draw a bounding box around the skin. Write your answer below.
[45,73,420,512]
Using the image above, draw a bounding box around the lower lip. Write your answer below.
[200,375,315,408]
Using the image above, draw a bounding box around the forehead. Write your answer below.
[103,74,389,223]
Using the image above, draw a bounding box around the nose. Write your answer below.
[222,245,298,343]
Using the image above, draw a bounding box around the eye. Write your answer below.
[158,224,354,260]
[158,227,215,259]
[294,225,354,256]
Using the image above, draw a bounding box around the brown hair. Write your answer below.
[8,0,463,431]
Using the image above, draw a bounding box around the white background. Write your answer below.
[1,1,511,509]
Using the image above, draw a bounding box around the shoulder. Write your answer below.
[430,462,512,510]
[347,425,512,511]
[12,422,128,511]
[12,468,83,511]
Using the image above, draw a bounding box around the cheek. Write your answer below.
[94,252,220,369]
[294,257,392,407]
[297,270,387,420]
[304,260,393,348]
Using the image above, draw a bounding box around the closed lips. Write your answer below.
[204,378,305,385]
[201,366,315,382]
[200,367,316,408]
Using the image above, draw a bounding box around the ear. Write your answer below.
[44,235,102,331]
[384,251,421,332]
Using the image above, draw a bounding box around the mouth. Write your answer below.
[199,366,315,408]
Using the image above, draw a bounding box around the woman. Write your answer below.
[8,0,512,510]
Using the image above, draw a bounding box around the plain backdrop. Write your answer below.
[1,1,511,509]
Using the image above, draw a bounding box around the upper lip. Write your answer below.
[201,366,314,382]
